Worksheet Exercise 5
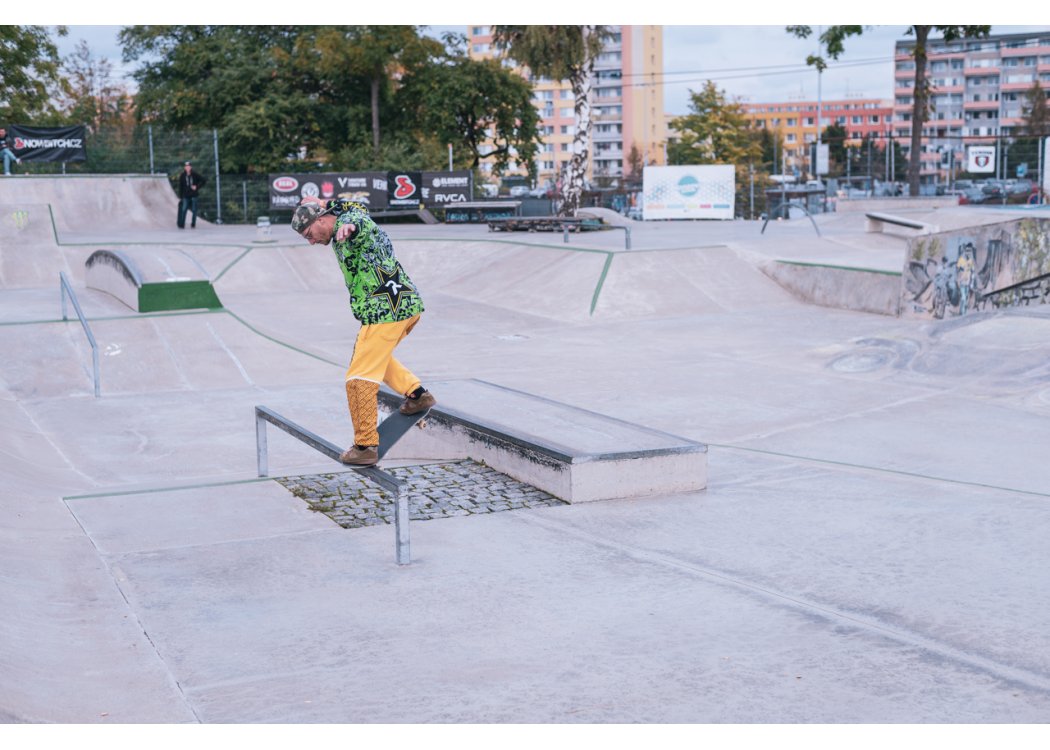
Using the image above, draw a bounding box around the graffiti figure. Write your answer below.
[956,243,977,315]
[931,255,960,319]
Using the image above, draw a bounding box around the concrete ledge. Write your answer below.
[866,212,940,235]
[762,260,903,317]
[378,379,707,504]
[85,249,222,312]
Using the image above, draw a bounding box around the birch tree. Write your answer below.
[491,25,612,216]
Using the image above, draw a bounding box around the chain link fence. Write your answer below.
[19,125,276,225]
[12,122,1047,221]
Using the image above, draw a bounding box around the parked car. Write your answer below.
[981,182,1006,201]
[1007,179,1034,196]
[508,185,529,197]
[954,179,974,191]
[958,188,987,205]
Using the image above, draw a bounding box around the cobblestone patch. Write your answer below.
[276,460,567,529]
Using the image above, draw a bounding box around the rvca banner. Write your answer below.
[9,125,87,162]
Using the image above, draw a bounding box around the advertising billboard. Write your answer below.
[642,165,735,220]
[268,171,472,212]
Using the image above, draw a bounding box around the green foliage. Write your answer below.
[0,25,68,123]
[490,25,611,83]
[668,80,765,215]
[667,81,761,166]
[399,39,541,175]
[1022,82,1049,137]
[116,25,538,176]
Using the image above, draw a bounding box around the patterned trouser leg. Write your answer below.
[345,379,380,447]
[343,315,423,447]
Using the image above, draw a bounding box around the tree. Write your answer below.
[820,123,848,172]
[788,25,990,197]
[120,26,316,170]
[308,26,442,155]
[1022,81,1049,137]
[491,25,613,217]
[625,143,644,183]
[667,80,763,214]
[0,25,67,123]
[398,35,542,175]
[667,81,761,166]
[59,40,133,133]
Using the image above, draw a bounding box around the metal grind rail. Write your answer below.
[59,272,101,398]
[254,405,411,565]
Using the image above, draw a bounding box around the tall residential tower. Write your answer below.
[468,25,665,186]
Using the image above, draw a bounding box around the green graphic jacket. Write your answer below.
[324,200,424,325]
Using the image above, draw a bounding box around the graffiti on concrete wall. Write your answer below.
[901,218,1050,318]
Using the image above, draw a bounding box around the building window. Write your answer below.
[472,26,487,35]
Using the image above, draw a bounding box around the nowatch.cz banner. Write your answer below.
[9,124,87,162]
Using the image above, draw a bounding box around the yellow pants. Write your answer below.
[344,314,422,446]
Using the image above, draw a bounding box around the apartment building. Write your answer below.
[893,29,1050,183]
[468,25,665,186]
[744,98,894,175]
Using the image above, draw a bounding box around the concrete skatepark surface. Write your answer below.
[2,176,1050,726]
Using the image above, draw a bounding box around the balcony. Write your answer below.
[964,66,1000,76]
[1001,79,1038,91]
[1001,45,1050,57]
[964,100,1000,110]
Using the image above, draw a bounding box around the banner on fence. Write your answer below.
[967,145,996,174]
[268,170,472,212]
[642,165,735,220]
[9,124,87,162]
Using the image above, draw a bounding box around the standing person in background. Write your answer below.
[176,161,206,228]
[0,128,21,176]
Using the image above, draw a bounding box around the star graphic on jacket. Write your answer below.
[370,263,415,314]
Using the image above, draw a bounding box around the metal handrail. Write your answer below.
[561,222,631,249]
[760,201,822,237]
[59,272,100,398]
[254,405,411,565]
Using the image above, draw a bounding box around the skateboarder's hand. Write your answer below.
[335,223,358,243]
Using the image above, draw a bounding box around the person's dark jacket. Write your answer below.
[177,169,206,199]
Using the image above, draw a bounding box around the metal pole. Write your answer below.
[868,137,873,195]
[395,488,410,565]
[256,411,269,477]
[448,143,453,171]
[213,128,222,225]
[1040,136,1045,205]
[148,125,155,174]
[243,181,248,224]
[749,163,754,219]
[816,26,822,181]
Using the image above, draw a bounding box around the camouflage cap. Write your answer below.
[290,202,333,235]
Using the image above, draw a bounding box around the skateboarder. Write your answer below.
[292,198,435,466]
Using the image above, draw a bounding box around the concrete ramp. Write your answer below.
[0,203,76,287]
[593,246,797,319]
[0,175,189,233]
[86,249,222,312]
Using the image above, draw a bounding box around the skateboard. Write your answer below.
[377,406,431,460]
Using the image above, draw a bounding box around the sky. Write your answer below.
[40,18,1050,117]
